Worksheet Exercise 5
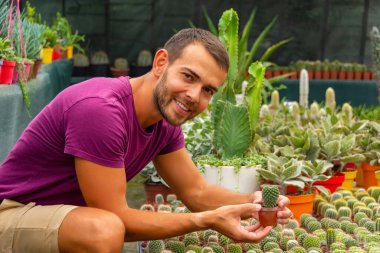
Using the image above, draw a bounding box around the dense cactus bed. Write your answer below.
[138,187,380,253]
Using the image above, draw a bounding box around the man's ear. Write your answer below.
[152,49,169,77]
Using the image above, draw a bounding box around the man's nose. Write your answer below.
[185,85,202,103]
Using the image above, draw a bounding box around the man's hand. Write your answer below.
[197,203,272,243]
[252,191,293,225]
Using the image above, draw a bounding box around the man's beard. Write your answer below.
[153,72,195,126]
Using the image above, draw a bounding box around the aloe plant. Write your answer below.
[203,7,291,101]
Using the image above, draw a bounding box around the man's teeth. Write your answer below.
[176,101,190,111]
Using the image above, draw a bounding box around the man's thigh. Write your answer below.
[0,199,77,253]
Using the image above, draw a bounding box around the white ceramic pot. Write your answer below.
[202,165,260,193]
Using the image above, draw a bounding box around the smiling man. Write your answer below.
[0,28,292,253]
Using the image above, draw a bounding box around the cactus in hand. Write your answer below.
[262,185,279,208]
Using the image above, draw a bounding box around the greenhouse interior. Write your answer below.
[0,0,380,253]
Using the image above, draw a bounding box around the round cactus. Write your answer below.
[303,235,321,249]
[286,239,299,250]
[73,53,90,67]
[338,206,352,218]
[90,50,109,65]
[166,241,185,253]
[307,221,322,232]
[300,214,313,227]
[290,246,306,253]
[354,212,368,224]
[147,240,165,253]
[330,192,343,202]
[183,235,199,247]
[364,220,376,232]
[333,199,348,210]
[209,244,224,253]
[346,222,359,234]
[325,208,338,219]
[140,203,155,212]
[363,196,376,206]
[263,241,280,252]
[137,49,152,67]
[227,243,243,253]
[114,57,128,69]
[262,185,280,208]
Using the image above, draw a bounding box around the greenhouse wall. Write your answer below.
[29,0,380,67]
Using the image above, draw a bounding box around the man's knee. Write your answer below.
[59,207,125,253]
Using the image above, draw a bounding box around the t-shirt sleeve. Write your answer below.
[158,126,185,155]
[63,98,126,168]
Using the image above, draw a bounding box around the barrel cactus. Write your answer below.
[90,50,109,65]
[262,185,279,208]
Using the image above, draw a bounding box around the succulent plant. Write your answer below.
[324,208,338,219]
[325,87,336,114]
[183,235,199,247]
[209,244,224,253]
[157,204,172,213]
[338,206,352,218]
[263,241,280,252]
[299,69,309,109]
[185,245,202,253]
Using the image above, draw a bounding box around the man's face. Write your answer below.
[153,43,227,126]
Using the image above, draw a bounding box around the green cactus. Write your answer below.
[219,234,232,246]
[209,244,224,253]
[286,239,299,250]
[358,207,373,219]
[303,235,321,249]
[207,235,218,244]
[157,204,172,213]
[282,228,296,239]
[354,212,368,224]
[261,236,278,249]
[262,185,279,208]
[285,219,299,229]
[289,246,306,253]
[73,53,90,67]
[244,243,260,252]
[280,236,291,250]
[201,247,214,253]
[307,221,322,232]
[147,240,165,253]
[140,203,155,212]
[183,235,199,247]
[155,193,165,205]
[324,209,338,219]
[137,49,152,67]
[364,220,376,232]
[363,196,376,206]
[263,241,280,252]
[340,220,351,232]
[365,233,380,243]
[297,233,308,246]
[227,244,242,253]
[325,87,336,114]
[90,50,109,65]
[300,214,313,227]
[166,241,185,253]
[326,228,336,250]
[114,57,128,69]
[358,217,371,227]
[306,247,322,253]
[334,199,348,210]
[294,228,307,239]
[342,237,358,248]
[347,246,364,253]
[186,245,202,253]
[338,206,351,218]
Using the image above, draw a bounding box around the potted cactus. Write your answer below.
[259,184,279,227]
[130,49,152,77]
[110,57,129,77]
[0,38,17,84]
[90,50,110,77]
[72,53,90,77]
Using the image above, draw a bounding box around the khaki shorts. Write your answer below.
[0,199,78,253]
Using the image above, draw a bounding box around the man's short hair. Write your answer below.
[163,28,229,72]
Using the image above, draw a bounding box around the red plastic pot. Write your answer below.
[0,60,16,84]
[52,45,62,61]
[314,172,345,193]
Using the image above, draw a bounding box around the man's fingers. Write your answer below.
[238,203,262,214]
[277,195,290,208]
[245,223,261,232]
[245,225,272,241]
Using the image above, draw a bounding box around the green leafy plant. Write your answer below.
[41,26,57,48]
[0,38,16,60]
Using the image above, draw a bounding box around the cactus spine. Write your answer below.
[326,228,336,250]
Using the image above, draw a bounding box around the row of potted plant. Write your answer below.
[266,60,375,81]
[138,186,380,253]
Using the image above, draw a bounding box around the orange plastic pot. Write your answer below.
[361,162,380,189]
[286,193,316,223]
[341,170,357,190]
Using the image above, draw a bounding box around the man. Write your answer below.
[0,28,291,253]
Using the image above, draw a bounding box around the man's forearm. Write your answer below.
[180,183,256,212]
[119,207,209,241]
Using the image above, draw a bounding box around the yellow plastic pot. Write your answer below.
[42,47,53,64]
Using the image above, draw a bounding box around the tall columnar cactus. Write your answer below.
[155,193,165,205]
[325,87,336,114]
[147,240,165,253]
[291,102,301,125]
[262,185,279,208]
[326,228,336,250]
[370,26,380,103]
[268,90,280,115]
[299,69,309,109]
[310,102,320,120]
[341,103,353,125]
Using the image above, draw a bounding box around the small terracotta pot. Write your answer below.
[259,207,278,227]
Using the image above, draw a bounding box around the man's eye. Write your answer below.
[184,73,193,81]
[203,87,214,96]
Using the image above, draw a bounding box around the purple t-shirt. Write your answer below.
[0,77,184,206]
